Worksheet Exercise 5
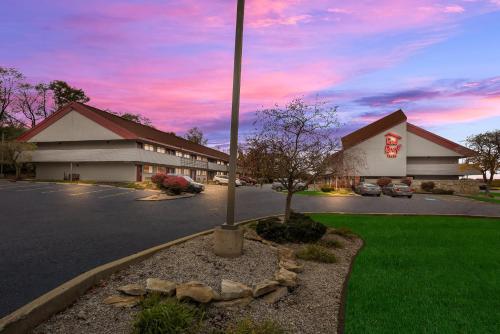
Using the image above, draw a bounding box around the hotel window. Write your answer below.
[175,168,183,174]
[183,168,190,175]
[143,165,153,173]
[157,147,166,154]
[183,153,190,158]
[144,144,154,151]
[157,166,166,173]
[176,151,183,157]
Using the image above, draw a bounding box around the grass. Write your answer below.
[467,192,500,204]
[311,214,500,334]
[225,318,286,334]
[296,244,337,263]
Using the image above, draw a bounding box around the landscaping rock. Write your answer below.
[280,259,304,273]
[262,286,288,304]
[103,295,142,308]
[278,247,295,261]
[275,267,298,287]
[211,296,253,309]
[220,279,252,300]
[252,279,280,297]
[146,278,176,296]
[117,283,146,296]
[176,281,216,303]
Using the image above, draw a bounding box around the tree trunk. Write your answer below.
[483,172,490,196]
[15,165,21,180]
[284,191,293,222]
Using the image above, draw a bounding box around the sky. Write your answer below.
[1,0,500,148]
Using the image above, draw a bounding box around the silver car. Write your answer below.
[213,175,242,186]
[271,180,307,192]
[382,183,413,198]
[355,182,382,196]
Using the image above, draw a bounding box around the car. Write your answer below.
[213,175,242,186]
[168,174,205,193]
[239,175,257,185]
[271,180,307,192]
[355,182,382,196]
[382,183,413,198]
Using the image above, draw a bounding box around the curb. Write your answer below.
[0,215,275,334]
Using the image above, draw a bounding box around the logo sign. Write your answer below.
[384,132,402,158]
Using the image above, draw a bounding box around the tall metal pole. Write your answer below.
[224,0,245,229]
[0,131,4,178]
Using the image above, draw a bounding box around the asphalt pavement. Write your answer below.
[0,180,498,317]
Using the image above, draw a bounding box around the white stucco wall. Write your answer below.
[345,122,407,177]
[30,110,123,142]
[36,162,136,181]
[407,132,461,157]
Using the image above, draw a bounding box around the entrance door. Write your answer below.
[136,165,142,182]
[190,169,197,181]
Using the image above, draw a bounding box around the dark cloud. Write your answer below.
[354,89,441,107]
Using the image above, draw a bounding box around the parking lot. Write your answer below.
[0,180,499,317]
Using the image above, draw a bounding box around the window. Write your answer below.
[144,144,154,151]
[157,147,166,154]
[196,170,207,176]
[175,168,183,174]
[157,166,166,173]
[176,151,183,157]
[143,165,153,173]
[183,153,190,158]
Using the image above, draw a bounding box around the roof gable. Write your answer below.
[341,110,407,149]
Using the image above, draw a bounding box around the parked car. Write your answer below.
[382,183,413,198]
[355,182,382,196]
[213,175,242,186]
[271,180,307,192]
[168,174,205,193]
[239,175,257,185]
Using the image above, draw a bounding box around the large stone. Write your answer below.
[103,295,142,308]
[176,281,217,303]
[279,259,304,273]
[220,279,252,300]
[117,284,146,296]
[211,296,253,309]
[252,279,279,298]
[146,278,176,296]
[275,268,298,287]
[262,286,288,304]
[278,247,295,261]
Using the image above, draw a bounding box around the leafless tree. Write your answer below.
[14,83,41,128]
[0,141,36,179]
[327,148,367,188]
[249,98,340,221]
[0,67,24,124]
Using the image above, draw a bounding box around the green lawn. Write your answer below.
[311,214,500,334]
[467,192,500,204]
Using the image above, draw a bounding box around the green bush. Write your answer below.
[133,298,201,334]
[256,217,287,243]
[225,318,286,334]
[256,213,327,243]
[420,181,435,192]
[296,244,337,263]
[320,184,333,192]
[286,212,327,243]
[431,188,454,195]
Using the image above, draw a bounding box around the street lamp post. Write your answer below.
[213,0,245,257]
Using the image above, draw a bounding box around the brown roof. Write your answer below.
[19,102,230,161]
[341,109,475,157]
[341,110,407,149]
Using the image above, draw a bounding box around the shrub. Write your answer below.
[296,244,337,263]
[431,188,454,195]
[133,298,201,334]
[329,227,356,239]
[401,178,412,186]
[317,239,343,249]
[151,173,167,186]
[320,184,333,192]
[225,318,286,334]
[286,212,327,243]
[256,217,287,243]
[162,175,189,195]
[420,181,435,192]
[490,179,500,187]
[377,177,392,187]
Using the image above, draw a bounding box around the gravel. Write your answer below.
[33,232,362,334]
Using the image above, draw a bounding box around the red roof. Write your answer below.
[18,102,230,161]
[341,110,475,157]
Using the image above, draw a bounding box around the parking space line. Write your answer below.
[98,191,135,199]
[70,188,116,196]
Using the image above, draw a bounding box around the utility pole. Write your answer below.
[0,131,4,178]
[214,0,245,257]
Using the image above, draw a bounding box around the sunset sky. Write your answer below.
[1,0,499,147]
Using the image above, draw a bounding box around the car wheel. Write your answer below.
[215,180,220,185]
[408,195,412,198]
[377,194,381,197]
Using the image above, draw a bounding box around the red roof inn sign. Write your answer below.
[384,132,402,158]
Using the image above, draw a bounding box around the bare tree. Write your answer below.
[35,83,52,118]
[14,83,41,128]
[465,130,500,194]
[185,127,208,145]
[0,67,24,124]
[0,141,36,179]
[249,98,340,221]
[327,148,367,188]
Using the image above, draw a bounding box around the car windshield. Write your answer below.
[183,176,194,182]
[363,183,377,187]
